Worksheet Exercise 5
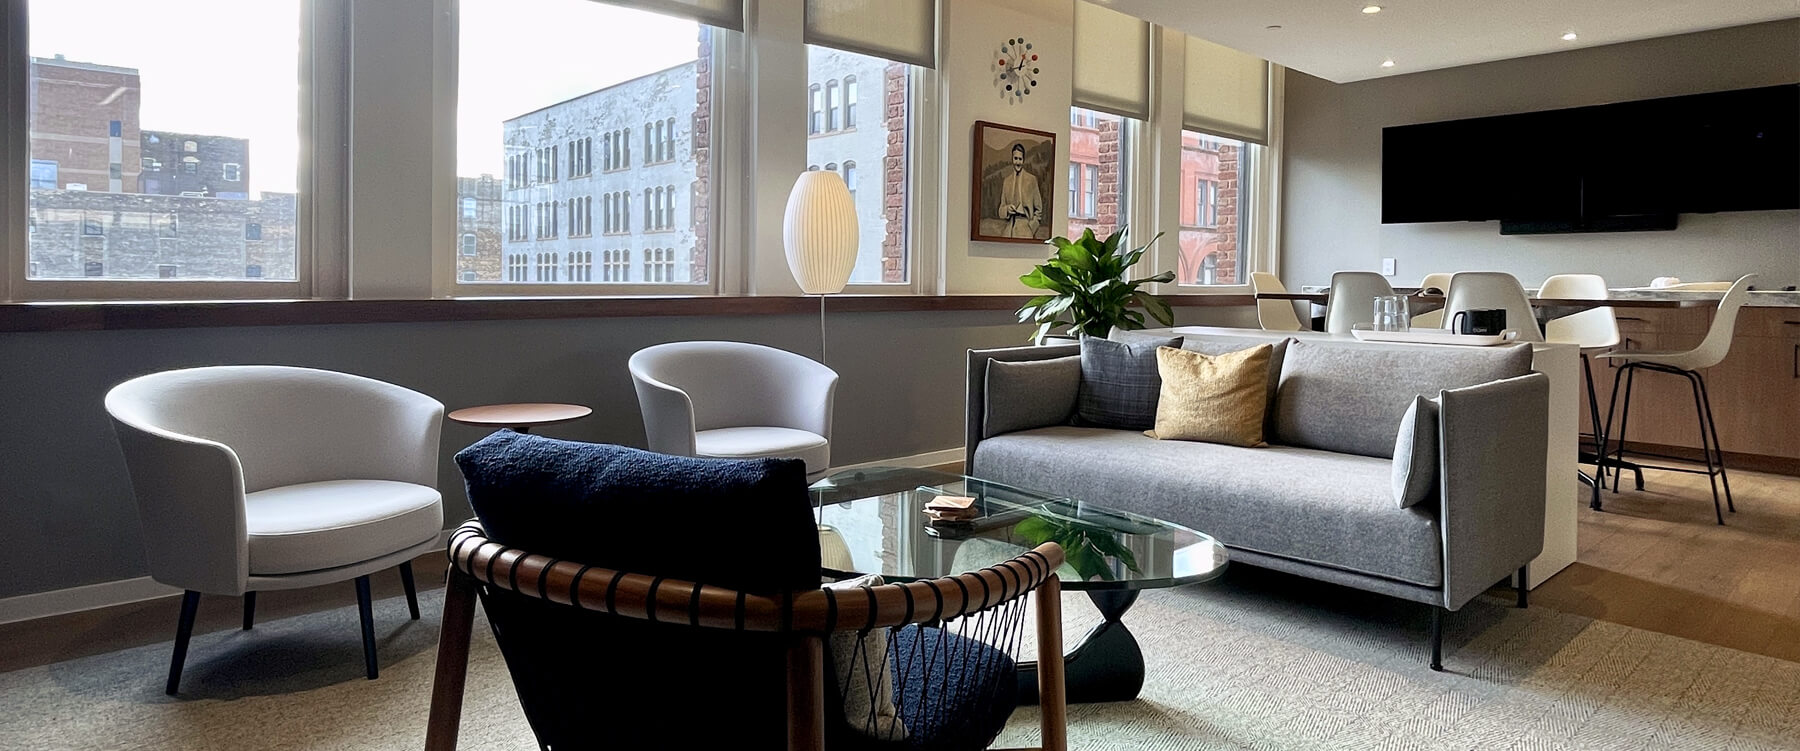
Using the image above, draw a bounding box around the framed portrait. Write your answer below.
[971,120,1056,243]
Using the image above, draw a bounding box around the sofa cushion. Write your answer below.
[245,480,442,575]
[973,426,1443,587]
[983,355,1080,438]
[695,426,829,474]
[1392,396,1440,509]
[1148,344,1273,447]
[1112,329,1291,436]
[1272,340,1533,459]
[1076,335,1182,431]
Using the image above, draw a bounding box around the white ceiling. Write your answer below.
[1100,0,1800,83]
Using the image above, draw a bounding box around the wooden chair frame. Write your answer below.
[424,521,1068,751]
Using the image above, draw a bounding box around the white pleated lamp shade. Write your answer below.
[783,171,860,295]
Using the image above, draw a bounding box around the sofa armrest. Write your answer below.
[965,343,1081,469]
[1438,372,1549,611]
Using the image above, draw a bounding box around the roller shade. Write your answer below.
[804,0,936,69]
[595,0,743,31]
[1072,1,1150,120]
[1183,36,1269,144]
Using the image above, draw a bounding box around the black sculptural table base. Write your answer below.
[1016,589,1145,704]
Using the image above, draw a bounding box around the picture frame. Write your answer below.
[970,120,1056,244]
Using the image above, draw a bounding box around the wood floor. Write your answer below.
[4,463,1797,675]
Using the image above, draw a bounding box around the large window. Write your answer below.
[1067,106,1130,240]
[456,0,713,287]
[806,45,914,285]
[24,0,302,283]
[1177,131,1254,286]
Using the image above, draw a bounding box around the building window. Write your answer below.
[460,233,478,255]
[644,247,676,283]
[181,156,198,175]
[1083,165,1098,219]
[141,157,161,171]
[1067,106,1134,242]
[246,223,262,240]
[246,264,263,278]
[30,160,58,189]
[806,46,914,284]
[1066,163,1079,218]
[653,187,665,230]
[460,196,477,220]
[84,261,104,277]
[460,269,477,282]
[664,117,676,160]
[81,216,104,236]
[222,163,242,182]
[1178,130,1254,286]
[158,264,179,279]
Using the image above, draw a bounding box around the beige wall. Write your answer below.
[1281,20,1800,291]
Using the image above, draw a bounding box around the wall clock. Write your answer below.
[994,37,1040,104]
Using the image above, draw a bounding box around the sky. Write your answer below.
[29,0,698,195]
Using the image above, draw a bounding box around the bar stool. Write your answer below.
[1412,272,1455,328]
[1250,271,1306,331]
[1324,271,1394,334]
[1441,272,1544,342]
[1539,274,1620,508]
[1594,274,1756,525]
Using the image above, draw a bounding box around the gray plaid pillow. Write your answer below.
[1076,335,1183,430]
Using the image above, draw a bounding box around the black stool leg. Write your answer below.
[1428,606,1444,672]
[166,590,201,696]
[1613,365,1640,492]
[242,591,256,631]
[399,561,421,620]
[1600,362,1628,498]
[1682,371,1726,525]
[1695,373,1734,514]
[1516,565,1529,609]
[355,575,378,680]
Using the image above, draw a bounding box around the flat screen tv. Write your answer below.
[1382,84,1799,233]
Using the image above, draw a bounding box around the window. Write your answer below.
[1177,130,1254,286]
[643,247,676,283]
[460,233,478,255]
[222,163,242,182]
[806,45,914,284]
[663,117,676,160]
[157,264,178,279]
[29,160,57,190]
[81,216,103,236]
[246,222,262,240]
[1066,107,1132,242]
[460,269,477,282]
[602,248,630,282]
[653,187,665,230]
[181,156,199,175]
[246,264,263,278]
[460,196,477,220]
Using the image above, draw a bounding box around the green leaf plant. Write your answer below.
[1013,512,1141,584]
[1015,227,1176,344]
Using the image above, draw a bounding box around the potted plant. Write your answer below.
[1015,228,1175,343]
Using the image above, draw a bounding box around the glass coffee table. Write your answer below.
[811,466,1228,704]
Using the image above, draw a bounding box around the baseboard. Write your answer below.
[0,449,966,625]
[0,529,460,626]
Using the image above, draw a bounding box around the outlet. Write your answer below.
[1381,258,1397,276]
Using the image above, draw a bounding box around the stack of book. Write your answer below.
[923,495,978,524]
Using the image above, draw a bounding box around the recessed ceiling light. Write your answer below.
[1362,5,1383,14]
[1380,59,1395,68]
[1561,31,1579,41]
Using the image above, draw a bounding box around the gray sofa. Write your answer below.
[965,330,1549,669]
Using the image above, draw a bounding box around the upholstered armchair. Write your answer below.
[629,341,838,478]
[105,365,445,694]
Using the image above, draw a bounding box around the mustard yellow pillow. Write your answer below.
[1145,344,1274,447]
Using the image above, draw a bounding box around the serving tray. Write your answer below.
[1349,326,1520,346]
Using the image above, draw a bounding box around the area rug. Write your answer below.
[2,566,1795,750]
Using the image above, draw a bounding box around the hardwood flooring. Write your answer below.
[3,463,1796,676]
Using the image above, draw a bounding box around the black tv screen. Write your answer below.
[1382,84,1799,232]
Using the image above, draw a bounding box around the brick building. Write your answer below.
[140,131,252,199]
[1177,132,1242,285]
[1067,109,1124,241]
[27,55,142,194]
[28,189,296,280]
[455,175,504,282]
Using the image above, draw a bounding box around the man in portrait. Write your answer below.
[997,142,1044,238]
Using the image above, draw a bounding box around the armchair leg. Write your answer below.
[1035,576,1068,751]
[1516,565,1529,609]
[354,575,378,680]
[165,590,202,696]
[425,569,479,751]
[242,591,256,630]
[1428,606,1444,672]
[399,561,421,620]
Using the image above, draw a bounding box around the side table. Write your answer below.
[446,403,592,434]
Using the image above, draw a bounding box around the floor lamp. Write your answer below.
[783,170,859,363]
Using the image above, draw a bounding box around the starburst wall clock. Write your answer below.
[994,37,1040,104]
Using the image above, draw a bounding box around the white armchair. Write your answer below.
[104,365,445,695]
[628,341,837,478]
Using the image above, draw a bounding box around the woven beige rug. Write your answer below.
[3,567,1796,750]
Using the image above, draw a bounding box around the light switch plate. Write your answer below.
[1381,258,1397,276]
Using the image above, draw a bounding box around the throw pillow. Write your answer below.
[983,355,1081,438]
[1076,335,1183,431]
[1392,395,1440,508]
[824,574,908,741]
[1146,344,1274,447]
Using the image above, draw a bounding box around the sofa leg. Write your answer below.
[1516,565,1529,609]
[1428,606,1444,672]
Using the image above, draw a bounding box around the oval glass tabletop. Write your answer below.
[810,466,1227,591]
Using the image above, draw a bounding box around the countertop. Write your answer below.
[1294,286,1800,307]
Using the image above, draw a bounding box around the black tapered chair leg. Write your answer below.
[1428,606,1444,672]
[1516,565,1529,609]
[354,575,378,680]
[166,590,201,696]
[1695,373,1734,513]
[242,591,256,631]
[1600,362,1629,498]
[399,561,421,621]
[1682,371,1726,525]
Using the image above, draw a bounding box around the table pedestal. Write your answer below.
[1016,589,1145,705]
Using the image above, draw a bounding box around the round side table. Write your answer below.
[447,403,592,434]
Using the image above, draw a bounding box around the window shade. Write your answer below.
[1183,36,1269,144]
[1072,1,1150,120]
[804,0,936,69]
[594,0,743,31]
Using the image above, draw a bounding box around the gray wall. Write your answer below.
[0,305,1243,599]
[1281,20,1800,291]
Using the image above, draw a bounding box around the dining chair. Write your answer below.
[1412,272,1455,328]
[1324,271,1396,334]
[1250,271,1306,331]
[105,366,444,694]
[428,432,1068,751]
[1539,273,1621,508]
[630,341,838,479]
[1595,274,1757,525]
[1442,272,1544,342]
